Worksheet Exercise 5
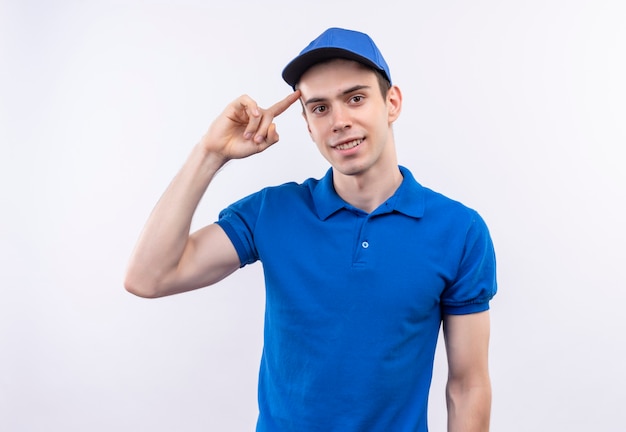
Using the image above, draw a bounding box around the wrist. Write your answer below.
[191,141,229,172]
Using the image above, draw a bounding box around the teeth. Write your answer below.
[335,139,362,150]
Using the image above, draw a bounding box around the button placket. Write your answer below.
[352,212,371,266]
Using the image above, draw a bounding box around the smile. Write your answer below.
[334,139,363,151]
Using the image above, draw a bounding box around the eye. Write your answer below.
[350,95,364,104]
[312,105,327,114]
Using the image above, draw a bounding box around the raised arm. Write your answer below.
[443,311,492,432]
[124,91,301,298]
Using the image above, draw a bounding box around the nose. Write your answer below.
[331,105,351,133]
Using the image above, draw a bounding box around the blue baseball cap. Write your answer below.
[282,27,392,88]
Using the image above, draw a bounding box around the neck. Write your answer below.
[332,163,403,214]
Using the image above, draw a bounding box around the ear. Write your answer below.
[386,85,403,123]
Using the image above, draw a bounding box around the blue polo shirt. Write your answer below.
[216,166,497,432]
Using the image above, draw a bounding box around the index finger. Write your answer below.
[267,90,302,117]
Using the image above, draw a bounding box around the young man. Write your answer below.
[125,27,497,432]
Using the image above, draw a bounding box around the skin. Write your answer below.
[445,311,492,432]
[124,58,491,431]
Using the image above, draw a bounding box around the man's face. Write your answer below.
[297,59,401,179]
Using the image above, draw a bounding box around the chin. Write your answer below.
[333,162,369,177]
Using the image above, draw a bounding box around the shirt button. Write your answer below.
[361,241,369,249]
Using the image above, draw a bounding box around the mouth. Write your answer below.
[333,138,363,151]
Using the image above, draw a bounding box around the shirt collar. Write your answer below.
[312,166,425,220]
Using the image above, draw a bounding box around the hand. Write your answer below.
[201,90,301,161]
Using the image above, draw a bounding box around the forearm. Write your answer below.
[446,377,492,432]
[124,144,226,297]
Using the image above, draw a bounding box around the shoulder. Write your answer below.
[399,166,473,211]
[399,166,491,237]
[425,186,484,224]
[221,176,321,214]
[418,185,484,226]
[255,176,321,203]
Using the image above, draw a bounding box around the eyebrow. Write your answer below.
[303,84,372,107]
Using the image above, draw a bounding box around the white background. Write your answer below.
[2,0,625,430]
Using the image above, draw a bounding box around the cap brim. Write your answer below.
[282,47,383,88]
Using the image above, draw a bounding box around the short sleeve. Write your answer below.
[441,212,497,315]
[215,191,264,267]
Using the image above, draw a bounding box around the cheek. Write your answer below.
[307,121,326,142]
[309,128,330,156]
